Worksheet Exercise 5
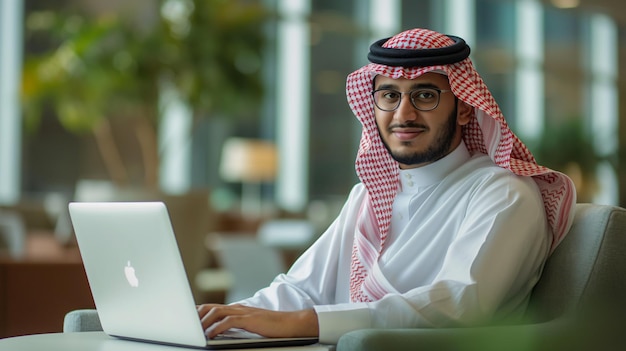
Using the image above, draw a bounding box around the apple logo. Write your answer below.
[124,261,139,288]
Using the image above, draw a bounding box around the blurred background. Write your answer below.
[1,0,626,337]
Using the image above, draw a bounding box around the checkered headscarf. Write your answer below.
[347,28,576,302]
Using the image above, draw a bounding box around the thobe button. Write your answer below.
[407,181,414,187]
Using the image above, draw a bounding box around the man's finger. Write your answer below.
[205,314,249,339]
[199,304,247,330]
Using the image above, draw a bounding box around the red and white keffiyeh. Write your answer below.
[347,28,576,303]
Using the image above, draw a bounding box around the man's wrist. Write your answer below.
[295,309,319,337]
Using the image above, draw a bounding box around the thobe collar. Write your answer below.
[398,140,471,194]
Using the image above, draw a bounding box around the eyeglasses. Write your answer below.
[372,88,453,112]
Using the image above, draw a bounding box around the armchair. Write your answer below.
[64,204,626,351]
[337,203,626,350]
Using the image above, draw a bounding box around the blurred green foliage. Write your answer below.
[534,117,605,202]
[21,0,269,134]
[534,118,598,173]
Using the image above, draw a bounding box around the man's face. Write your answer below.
[373,73,470,169]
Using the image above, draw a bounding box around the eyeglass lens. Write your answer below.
[373,88,442,112]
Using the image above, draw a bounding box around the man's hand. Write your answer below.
[197,304,319,339]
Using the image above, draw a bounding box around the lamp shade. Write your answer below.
[219,138,278,183]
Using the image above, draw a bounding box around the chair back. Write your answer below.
[211,233,286,304]
[526,203,626,322]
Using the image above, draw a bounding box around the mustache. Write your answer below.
[388,122,428,130]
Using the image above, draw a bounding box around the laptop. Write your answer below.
[68,201,319,349]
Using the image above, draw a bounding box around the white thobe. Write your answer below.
[237,142,550,344]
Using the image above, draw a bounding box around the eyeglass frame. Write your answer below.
[371,87,453,112]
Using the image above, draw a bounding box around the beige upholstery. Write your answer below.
[63,309,102,333]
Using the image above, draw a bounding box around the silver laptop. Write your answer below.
[69,201,318,349]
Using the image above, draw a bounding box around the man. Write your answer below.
[198,28,576,345]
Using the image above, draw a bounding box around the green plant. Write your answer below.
[22,0,268,188]
[534,117,603,202]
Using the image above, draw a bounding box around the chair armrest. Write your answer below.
[63,309,103,332]
[336,318,589,351]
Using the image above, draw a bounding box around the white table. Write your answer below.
[0,332,334,351]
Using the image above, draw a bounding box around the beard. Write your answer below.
[380,105,459,166]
